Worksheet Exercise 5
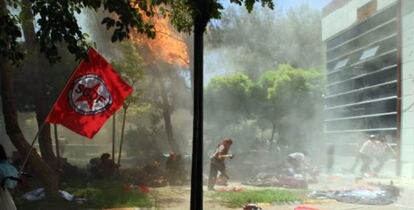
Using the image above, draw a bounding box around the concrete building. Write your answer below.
[322,0,414,177]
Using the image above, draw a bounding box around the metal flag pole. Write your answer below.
[54,124,60,169]
[20,121,48,173]
[112,113,116,162]
[117,107,127,166]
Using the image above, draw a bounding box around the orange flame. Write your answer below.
[130,12,189,68]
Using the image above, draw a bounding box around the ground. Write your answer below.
[107,174,414,210]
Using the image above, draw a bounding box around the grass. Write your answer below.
[211,189,304,208]
[15,178,153,210]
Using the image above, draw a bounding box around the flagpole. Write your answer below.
[117,107,127,166]
[20,121,48,173]
[112,113,116,163]
[54,124,60,169]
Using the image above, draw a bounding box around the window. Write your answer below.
[360,45,380,60]
[334,58,349,70]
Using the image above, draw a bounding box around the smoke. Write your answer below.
[203,4,327,180]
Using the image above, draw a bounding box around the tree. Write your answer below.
[1,0,274,204]
[182,2,274,208]
[112,42,145,165]
[255,64,323,146]
[205,72,253,128]
[21,0,58,168]
[0,0,166,197]
[204,65,323,151]
[205,4,323,79]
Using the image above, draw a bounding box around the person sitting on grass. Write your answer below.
[88,153,119,178]
[166,153,186,185]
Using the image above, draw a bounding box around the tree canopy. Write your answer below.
[205,64,324,151]
[205,4,323,78]
[1,0,274,64]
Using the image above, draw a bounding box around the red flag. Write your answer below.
[46,48,132,138]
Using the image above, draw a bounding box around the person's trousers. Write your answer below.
[208,158,225,190]
[360,154,372,174]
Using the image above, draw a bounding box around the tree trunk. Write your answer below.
[190,11,208,210]
[270,122,276,143]
[0,58,60,197]
[154,68,179,154]
[21,0,57,167]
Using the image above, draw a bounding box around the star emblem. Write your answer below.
[75,83,103,109]
[69,74,112,115]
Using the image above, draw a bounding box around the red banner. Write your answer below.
[46,48,132,138]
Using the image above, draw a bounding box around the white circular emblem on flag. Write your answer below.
[69,74,113,115]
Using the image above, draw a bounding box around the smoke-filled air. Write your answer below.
[0,0,412,210]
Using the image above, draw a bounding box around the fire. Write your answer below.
[130,12,190,68]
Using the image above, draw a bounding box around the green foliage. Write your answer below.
[206,5,323,77]
[0,3,23,63]
[204,64,324,148]
[159,0,193,33]
[112,42,145,110]
[255,64,323,137]
[212,189,302,208]
[205,72,254,125]
[1,0,165,64]
[0,0,274,65]
[230,0,274,12]
[259,64,322,100]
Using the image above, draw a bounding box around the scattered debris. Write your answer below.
[22,188,87,204]
[308,182,399,205]
[215,186,244,192]
[243,203,262,210]
[215,173,229,186]
[294,205,320,210]
[243,173,308,189]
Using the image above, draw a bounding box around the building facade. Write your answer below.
[322,0,414,177]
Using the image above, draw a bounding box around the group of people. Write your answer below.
[0,134,399,208]
[350,134,396,177]
[207,134,397,190]
[207,138,318,191]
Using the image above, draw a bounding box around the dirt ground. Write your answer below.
[107,174,414,210]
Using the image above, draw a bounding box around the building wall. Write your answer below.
[322,0,403,176]
[400,0,414,177]
[324,1,399,134]
[322,0,398,41]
